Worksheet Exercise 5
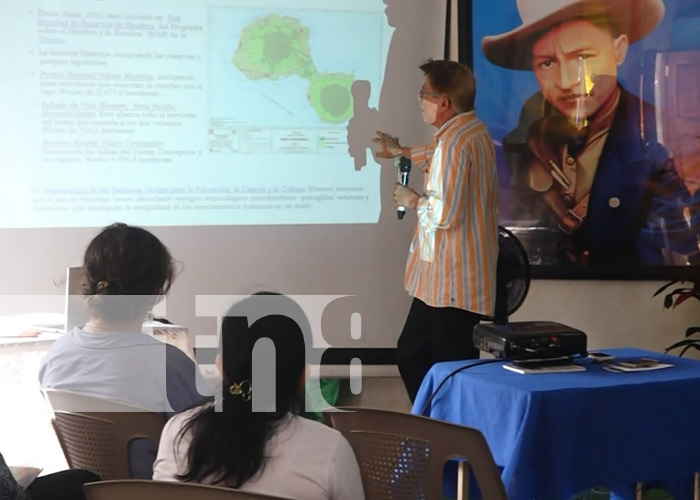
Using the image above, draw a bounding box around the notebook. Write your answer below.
[503,363,586,374]
[9,466,42,488]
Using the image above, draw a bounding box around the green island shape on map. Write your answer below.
[233,13,354,124]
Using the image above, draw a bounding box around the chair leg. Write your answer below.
[457,461,466,500]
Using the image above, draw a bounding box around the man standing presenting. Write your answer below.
[373,59,499,402]
[483,0,699,267]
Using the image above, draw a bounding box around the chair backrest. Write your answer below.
[43,389,166,480]
[324,407,508,500]
[83,480,295,500]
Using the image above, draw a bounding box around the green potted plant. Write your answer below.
[654,265,700,356]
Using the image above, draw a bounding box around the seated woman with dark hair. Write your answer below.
[39,222,210,478]
[153,294,364,500]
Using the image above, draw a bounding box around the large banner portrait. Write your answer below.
[469,0,700,278]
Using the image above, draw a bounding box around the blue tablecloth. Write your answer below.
[413,348,700,500]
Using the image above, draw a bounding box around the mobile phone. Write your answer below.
[617,358,659,369]
[587,352,615,363]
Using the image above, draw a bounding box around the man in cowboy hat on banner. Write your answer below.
[482,0,700,268]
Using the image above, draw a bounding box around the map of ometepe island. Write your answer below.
[233,13,354,124]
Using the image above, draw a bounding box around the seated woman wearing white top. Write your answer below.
[153,294,364,500]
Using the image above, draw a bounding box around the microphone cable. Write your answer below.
[420,353,590,416]
[419,358,505,417]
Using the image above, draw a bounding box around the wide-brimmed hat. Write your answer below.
[481,0,665,70]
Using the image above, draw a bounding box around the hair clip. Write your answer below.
[229,380,252,401]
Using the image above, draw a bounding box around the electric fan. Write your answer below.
[492,225,531,324]
[474,226,588,360]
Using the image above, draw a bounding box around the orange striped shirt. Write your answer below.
[405,111,499,315]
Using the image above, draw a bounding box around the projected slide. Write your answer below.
[0,0,391,228]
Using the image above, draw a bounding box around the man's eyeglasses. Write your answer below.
[418,89,444,100]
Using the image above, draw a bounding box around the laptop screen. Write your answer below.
[64,267,86,333]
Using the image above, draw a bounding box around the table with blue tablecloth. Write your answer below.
[413,348,700,500]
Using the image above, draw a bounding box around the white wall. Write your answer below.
[513,280,700,355]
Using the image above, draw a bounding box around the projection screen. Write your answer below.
[0,0,447,360]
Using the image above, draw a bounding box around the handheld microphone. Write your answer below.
[395,156,412,220]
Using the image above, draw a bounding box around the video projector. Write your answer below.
[473,321,587,360]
